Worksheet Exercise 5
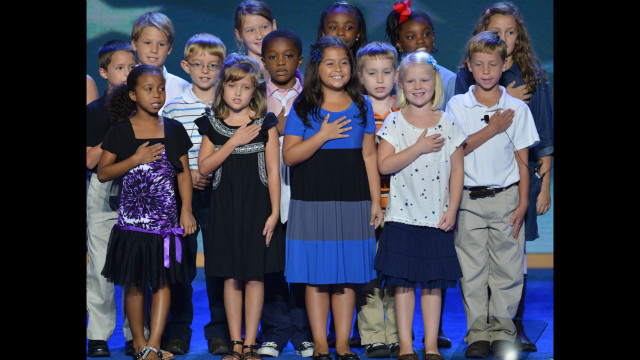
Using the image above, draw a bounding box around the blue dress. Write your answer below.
[283,99,377,285]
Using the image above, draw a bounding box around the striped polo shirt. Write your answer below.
[161,84,212,172]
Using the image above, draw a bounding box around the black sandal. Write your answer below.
[242,344,263,360]
[222,340,244,360]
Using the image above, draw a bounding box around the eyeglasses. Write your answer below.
[188,62,220,71]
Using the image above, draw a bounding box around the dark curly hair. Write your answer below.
[107,65,164,123]
[293,35,367,127]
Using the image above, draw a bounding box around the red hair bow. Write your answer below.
[393,0,412,24]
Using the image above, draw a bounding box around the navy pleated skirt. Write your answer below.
[374,221,462,289]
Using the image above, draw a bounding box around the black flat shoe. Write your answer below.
[335,353,360,360]
[125,340,135,356]
[464,340,490,358]
[209,338,230,355]
[313,353,332,360]
[491,340,516,359]
[165,339,189,355]
[422,335,452,348]
[437,336,451,348]
[87,340,111,357]
[515,332,537,352]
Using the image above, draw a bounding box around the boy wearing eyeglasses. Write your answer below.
[160,32,228,355]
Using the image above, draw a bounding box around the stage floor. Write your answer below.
[86,268,553,359]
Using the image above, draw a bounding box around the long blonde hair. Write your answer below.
[213,54,266,120]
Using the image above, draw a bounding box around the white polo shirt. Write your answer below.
[445,85,539,188]
[161,65,190,113]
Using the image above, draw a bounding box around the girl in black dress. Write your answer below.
[196,53,283,360]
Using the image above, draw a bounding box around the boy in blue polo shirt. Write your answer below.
[445,31,539,359]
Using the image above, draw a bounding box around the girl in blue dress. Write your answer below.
[282,35,382,360]
[99,64,196,360]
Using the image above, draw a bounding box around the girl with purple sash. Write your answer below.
[98,64,196,360]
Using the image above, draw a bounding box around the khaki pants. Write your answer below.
[454,185,524,344]
[356,278,398,345]
[86,173,118,340]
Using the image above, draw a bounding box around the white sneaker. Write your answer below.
[257,342,280,357]
[296,341,314,358]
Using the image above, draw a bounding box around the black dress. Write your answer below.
[100,118,193,288]
[195,112,285,280]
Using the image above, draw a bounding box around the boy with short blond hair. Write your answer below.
[353,41,400,358]
[160,32,229,355]
[445,31,539,359]
[130,11,189,109]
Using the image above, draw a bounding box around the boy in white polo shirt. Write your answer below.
[445,31,539,360]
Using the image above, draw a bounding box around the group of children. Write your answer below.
[86,1,553,360]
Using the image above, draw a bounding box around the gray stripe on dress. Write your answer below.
[287,199,374,242]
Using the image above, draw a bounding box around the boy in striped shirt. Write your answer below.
[161,33,228,355]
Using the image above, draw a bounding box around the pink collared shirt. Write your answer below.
[265,77,302,116]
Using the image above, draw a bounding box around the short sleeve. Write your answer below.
[194,114,212,138]
[283,107,306,137]
[100,122,126,156]
[442,112,467,152]
[262,112,278,130]
[376,111,399,149]
[444,96,467,135]
[364,99,376,134]
[510,103,540,151]
[170,118,193,158]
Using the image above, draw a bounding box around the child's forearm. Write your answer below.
[538,155,552,188]
[516,148,529,209]
[462,127,498,155]
[282,133,329,166]
[448,147,465,213]
[266,129,281,216]
[377,141,423,175]
[86,144,103,169]
[198,140,236,176]
[97,152,139,182]
[363,134,381,205]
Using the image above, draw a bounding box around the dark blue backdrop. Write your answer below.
[86,0,553,96]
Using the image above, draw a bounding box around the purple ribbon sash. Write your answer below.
[117,225,183,268]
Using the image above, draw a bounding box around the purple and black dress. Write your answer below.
[100,118,193,288]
